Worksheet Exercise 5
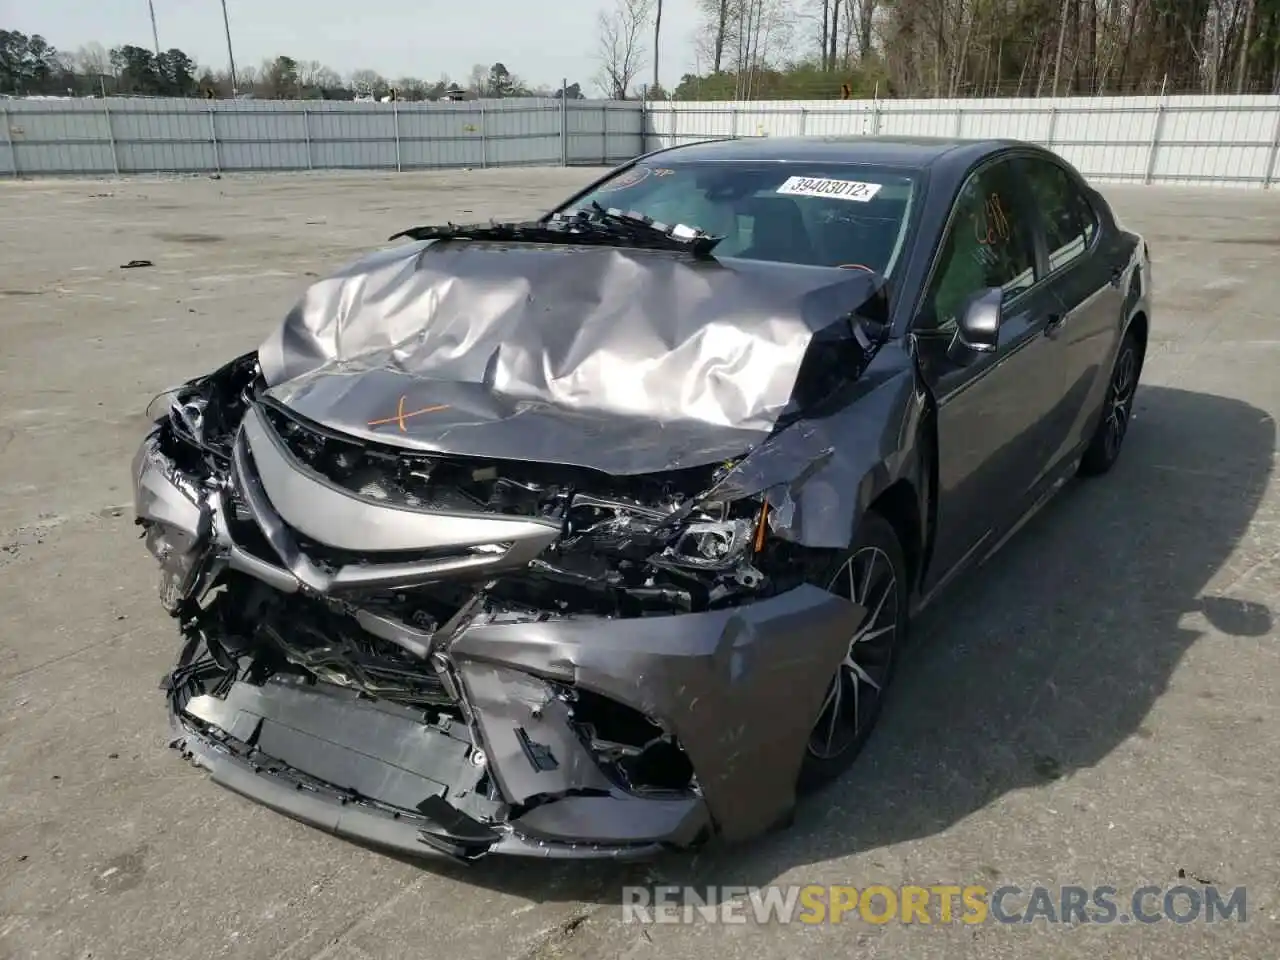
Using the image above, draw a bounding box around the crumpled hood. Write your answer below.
[258,238,884,475]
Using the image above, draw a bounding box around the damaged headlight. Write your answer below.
[172,396,209,445]
[135,352,260,612]
[147,523,207,612]
[647,506,769,592]
[661,518,755,570]
[145,351,261,462]
[527,488,774,614]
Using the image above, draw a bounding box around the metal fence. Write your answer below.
[645,94,1280,187]
[0,97,643,176]
[4,93,1280,187]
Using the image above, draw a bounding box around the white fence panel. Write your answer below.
[644,94,1280,187]
[3,93,1280,187]
[0,96,600,175]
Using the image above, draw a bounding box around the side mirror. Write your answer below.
[948,287,1002,364]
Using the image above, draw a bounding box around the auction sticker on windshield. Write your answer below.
[776,176,882,202]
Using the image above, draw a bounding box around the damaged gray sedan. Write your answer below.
[132,136,1151,861]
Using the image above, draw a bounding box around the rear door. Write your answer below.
[1018,155,1127,465]
[913,156,1069,590]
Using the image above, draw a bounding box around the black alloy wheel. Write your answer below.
[799,511,908,790]
[1080,328,1142,476]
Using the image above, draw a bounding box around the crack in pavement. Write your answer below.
[1,625,145,687]
[274,874,431,960]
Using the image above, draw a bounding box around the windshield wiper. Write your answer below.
[389,205,724,259]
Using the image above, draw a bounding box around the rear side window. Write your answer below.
[1022,158,1096,272]
[919,159,1036,330]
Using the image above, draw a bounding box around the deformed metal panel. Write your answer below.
[450,583,866,840]
[256,234,888,473]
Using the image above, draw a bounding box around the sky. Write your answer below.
[4,0,706,93]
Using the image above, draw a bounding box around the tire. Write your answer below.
[1078,327,1142,477]
[797,510,909,792]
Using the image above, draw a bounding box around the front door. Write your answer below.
[913,157,1067,591]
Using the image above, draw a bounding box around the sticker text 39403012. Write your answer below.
[775,176,882,202]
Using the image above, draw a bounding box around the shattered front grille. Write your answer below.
[223,474,279,565]
[256,597,455,708]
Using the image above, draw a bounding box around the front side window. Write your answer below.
[1022,157,1095,272]
[919,160,1036,331]
[552,161,920,277]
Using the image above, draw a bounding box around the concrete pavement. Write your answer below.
[1,168,1276,960]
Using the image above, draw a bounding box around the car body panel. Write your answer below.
[906,151,1069,584]
[257,234,887,475]
[448,582,864,841]
[709,348,926,551]
[914,295,1068,586]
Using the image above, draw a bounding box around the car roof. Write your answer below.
[647,135,1020,172]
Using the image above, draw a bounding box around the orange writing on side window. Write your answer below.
[973,193,1011,245]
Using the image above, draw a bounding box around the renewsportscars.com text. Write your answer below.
[621,884,1247,926]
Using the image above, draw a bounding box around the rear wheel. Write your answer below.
[1079,328,1142,476]
[798,511,908,791]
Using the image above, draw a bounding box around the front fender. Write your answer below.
[711,346,925,551]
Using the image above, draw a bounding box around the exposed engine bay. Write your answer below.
[153,350,843,622]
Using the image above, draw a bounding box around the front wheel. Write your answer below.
[798,511,908,791]
[1079,328,1142,476]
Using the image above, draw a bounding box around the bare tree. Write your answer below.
[596,0,654,98]
[827,0,842,69]
[729,0,797,96]
[395,76,428,100]
[349,69,387,98]
[73,42,112,77]
[842,0,877,62]
[807,0,845,69]
[1236,0,1255,92]
[311,65,343,90]
[297,60,334,88]
[696,0,735,72]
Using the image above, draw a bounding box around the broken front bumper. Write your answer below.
[135,419,864,861]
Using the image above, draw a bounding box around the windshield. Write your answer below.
[553,160,920,276]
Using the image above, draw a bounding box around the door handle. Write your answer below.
[1044,313,1066,338]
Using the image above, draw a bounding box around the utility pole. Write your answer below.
[221,0,239,97]
[148,0,161,56]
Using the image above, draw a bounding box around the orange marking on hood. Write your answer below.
[366,396,451,430]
